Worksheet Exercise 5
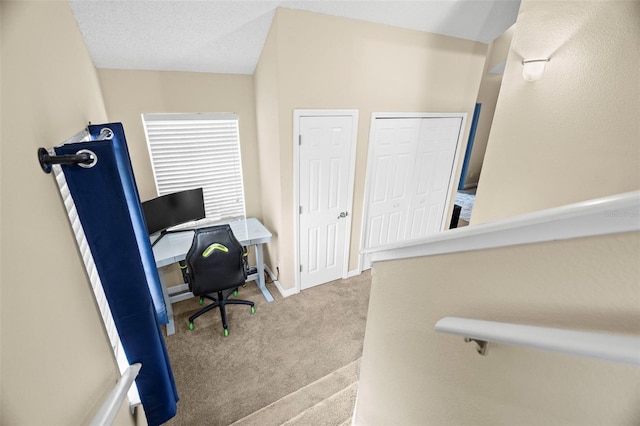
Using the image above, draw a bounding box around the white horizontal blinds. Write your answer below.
[143,113,246,222]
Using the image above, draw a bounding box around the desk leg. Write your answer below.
[159,272,176,336]
[255,243,274,302]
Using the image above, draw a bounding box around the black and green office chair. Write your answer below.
[184,225,255,336]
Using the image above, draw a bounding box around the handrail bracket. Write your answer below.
[464,337,488,356]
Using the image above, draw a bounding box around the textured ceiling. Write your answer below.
[70,0,520,75]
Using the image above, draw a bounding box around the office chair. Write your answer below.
[184,225,255,336]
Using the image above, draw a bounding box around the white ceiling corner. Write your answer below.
[69,0,520,75]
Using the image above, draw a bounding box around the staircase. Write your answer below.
[231,359,360,426]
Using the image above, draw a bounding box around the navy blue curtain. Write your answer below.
[55,123,178,425]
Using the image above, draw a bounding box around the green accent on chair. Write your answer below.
[202,243,228,257]
[251,306,255,314]
[224,329,229,337]
[189,322,194,330]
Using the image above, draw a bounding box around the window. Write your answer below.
[142,113,246,224]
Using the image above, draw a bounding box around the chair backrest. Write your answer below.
[185,225,246,296]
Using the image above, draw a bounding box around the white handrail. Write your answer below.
[90,363,142,426]
[435,317,640,366]
[365,190,640,264]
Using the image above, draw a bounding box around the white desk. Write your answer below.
[152,217,273,335]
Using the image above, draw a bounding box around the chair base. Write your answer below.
[188,287,254,335]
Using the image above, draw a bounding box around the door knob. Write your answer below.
[337,211,349,219]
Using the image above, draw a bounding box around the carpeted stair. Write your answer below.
[231,359,360,426]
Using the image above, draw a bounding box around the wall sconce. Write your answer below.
[522,58,549,82]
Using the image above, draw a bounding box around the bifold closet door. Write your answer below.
[405,117,462,239]
[364,116,463,255]
[365,118,422,248]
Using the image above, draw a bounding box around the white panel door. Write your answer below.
[364,118,421,249]
[299,115,355,290]
[406,117,462,239]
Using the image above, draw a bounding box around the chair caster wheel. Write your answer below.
[233,290,238,297]
[224,328,229,337]
[199,297,204,305]
[189,322,194,330]
[251,306,255,314]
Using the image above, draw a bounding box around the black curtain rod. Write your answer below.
[38,127,113,174]
[38,148,97,174]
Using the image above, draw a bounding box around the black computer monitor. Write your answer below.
[142,188,206,236]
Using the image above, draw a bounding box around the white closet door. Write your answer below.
[363,114,464,269]
[406,117,462,239]
[364,118,422,249]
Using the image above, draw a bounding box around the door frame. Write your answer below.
[359,112,468,272]
[293,109,359,293]
[458,103,482,190]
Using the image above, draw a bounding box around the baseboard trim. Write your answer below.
[346,269,361,278]
[265,264,298,298]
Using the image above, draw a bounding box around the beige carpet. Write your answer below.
[232,359,360,426]
[164,271,371,425]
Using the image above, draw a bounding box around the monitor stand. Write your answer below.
[150,228,191,247]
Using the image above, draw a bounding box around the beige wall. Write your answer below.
[472,0,640,224]
[1,2,135,424]
[97,70,262,218]
[356,231,640,425]
[256,8,487,290]
[97,70,262,306]
[464,26,515,187]
[253,12,283,274]
[356,1,640,423]
[0,9,4,421]
[464,73,501,186]
[486,24,515,74]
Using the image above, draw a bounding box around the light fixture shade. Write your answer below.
[522,59,549,81]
